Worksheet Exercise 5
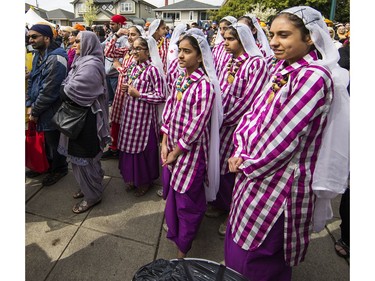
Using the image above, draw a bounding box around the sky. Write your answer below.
[26,0,223,13]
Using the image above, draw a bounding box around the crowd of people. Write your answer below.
[25,6,350,280]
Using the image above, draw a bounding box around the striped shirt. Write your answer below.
[255,39,275,73]
[104,37,134,123]
[212,41,231,78]
[157,37,169,74]
[218,53,269,174]
[118,59,166,153]
[161,68,215,194]
[229,51,334,266]
[166,57,183,98]
[104,36,129,59]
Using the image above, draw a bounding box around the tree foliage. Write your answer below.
[210,0,349,23]
[83,0,98,27]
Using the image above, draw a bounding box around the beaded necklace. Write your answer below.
[267,73,288,104]
[226,57,244,84]
[271,57,278,68]
[127,62,147,84]
[176,73,192,101]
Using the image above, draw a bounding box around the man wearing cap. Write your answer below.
[26,23,69,186]
[101,14,128,108]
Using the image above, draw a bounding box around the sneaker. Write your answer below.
[42,170,68,186]
[101,149,119,160]
[26,170,43,178]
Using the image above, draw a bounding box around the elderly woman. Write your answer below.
[57,31,110,214]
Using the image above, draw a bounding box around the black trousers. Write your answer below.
[339,187,350,246]
[44,129,68,173]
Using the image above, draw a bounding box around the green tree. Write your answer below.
[211,0,349,23]
[83,0,98,27]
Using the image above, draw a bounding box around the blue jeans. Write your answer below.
[106,76,118,104]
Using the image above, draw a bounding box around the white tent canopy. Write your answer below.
[25,8,55,29]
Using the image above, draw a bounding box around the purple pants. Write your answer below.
[224,214,292,281]
[164,152,207,254]
[210,173,235,211]
[118,125,159,187]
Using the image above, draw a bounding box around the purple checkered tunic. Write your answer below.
[166,58,182,98]
[212,41,231,78]
[117,59,166,153]
[157,37,169,74]
[161,68,215,194]
[104,37,134,123]
[218,53,269,174]
[229,51,334,266]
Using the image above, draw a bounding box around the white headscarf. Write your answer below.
[243,13,274,57]
[133,25,146,37]
[230,23,263,58]
[214,16,237,46]
[167,23,188,69]
[185,29,223,202]
[280,6,350,232]
[144,36,164,78]
[143,34,167,125]
[148,19,161,37]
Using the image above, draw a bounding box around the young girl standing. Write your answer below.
[212,16,237,78]
[210,23,270,235]
[148,19,169,73]
[225,6,349,280]
[161,31,222,258]
[103,25,145,159]
[117,37,166,196]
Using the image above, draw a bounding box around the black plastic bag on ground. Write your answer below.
[132,258,249,281]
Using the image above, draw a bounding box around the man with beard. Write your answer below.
[101,15,128,109]
[26,23,69,186]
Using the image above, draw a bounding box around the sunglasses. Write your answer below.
[75,39,81,44]
[28,34,43,40]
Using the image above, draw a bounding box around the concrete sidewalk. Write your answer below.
[26,159,349,281]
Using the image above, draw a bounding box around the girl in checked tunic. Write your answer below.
[103,25,145,158]
[212,16,237,78]
[148,19,169,74]
[209,23,270,235]
[238,15,275,72]
[117,37,166,196]
[161,30,223,258]
[225,7,349,280]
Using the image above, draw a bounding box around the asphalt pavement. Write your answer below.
[26,157,349,281]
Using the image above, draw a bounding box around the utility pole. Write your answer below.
[329,0,337,21]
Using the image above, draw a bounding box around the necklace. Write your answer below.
[267,73,288,104]
[176,73,192,101]
[127,62,147,84]
[226,57,244,84]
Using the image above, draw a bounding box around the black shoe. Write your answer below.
[42,170,68,186]
[26,170,43,178]
[101,149,119,160]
